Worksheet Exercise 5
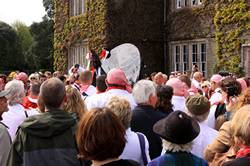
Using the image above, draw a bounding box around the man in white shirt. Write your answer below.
[209,74,223,105]
[166,78,187,112]
[79,70,96,96]
[186,95,218,159]
[192,72,203,90]
[85,68,136,110]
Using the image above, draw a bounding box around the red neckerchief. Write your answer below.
[236,146,250,158]
[106,86,127,92]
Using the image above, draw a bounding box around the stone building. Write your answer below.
[54,0,250,77]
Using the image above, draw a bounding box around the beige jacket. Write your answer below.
[204,121,232,162]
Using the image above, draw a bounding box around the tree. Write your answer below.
[0,21,25,71]
[29,17,54,70]
[43,0,54,19]
[12,20,35,69]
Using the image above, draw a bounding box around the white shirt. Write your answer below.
[84,85,97,96]
[192,79,201,90]
[1,104,39,141]
[205,105,217,129]
[85,89,137,110]
[120,128,151,165]
[209,88,222,105]
[191,121,218,158]
[171,96,186,112]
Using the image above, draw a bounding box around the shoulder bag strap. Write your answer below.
[137,132,148,166]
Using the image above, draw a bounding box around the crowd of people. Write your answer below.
[0,66,250,166]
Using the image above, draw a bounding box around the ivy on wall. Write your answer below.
[214,0,250,75]
[54,0,106,72]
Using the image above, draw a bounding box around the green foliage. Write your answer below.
[12,20,35,69]
[29,17,54,70]
[0,21,25,71]
[43,0,54,19]
[53,0,106,72]
[214,0,250,75]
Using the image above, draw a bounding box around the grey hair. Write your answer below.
[132,80,156,104]
[162,139,193,153]
[5,80,25,106]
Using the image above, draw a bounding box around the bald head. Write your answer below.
[193,72,203,82]
[40,78,65,109]
[166,78,185,96]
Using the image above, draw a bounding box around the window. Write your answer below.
[192,0,197,5]
[175,45,181,71]
[183,45,189,71]
[192,44,198,66]
[171,42,207,76]
[68,42,88,70]
[200,43,206,76]
[177,0,181,8]
[70,0,85,16]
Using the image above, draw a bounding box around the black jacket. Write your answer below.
[131,105,165,159]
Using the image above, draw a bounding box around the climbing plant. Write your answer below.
[54,0,106,72]
[214,0,250,75]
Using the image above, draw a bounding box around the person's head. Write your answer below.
[79,70,93,85]
[44,71,52,79]
[29,81,41,97]
[29,73,39,83]
[96,75,107,93]
[39,74,47,83]
[162,74,168,84]
[210,74,222,91]
[235,88,250,110]
[156,85,173,112]
[132,80,157,107]
[237,78,248,92]
[220,77,241,101]
[150,72,157,81]
[231,105,250,147]
[106,96,132,129]
[166,78,186,96]
[193,72,203,82]
[5,80,25,106]
[77,107,126,161]
[53,71,61,78]
[0,89,10,116]
[201,81,210,94]
[16,72,28,84]
[153,111,200,152]
[154,72,164,86]
[106,68,131,92]
[65,85,86,119]
[185,95,210,122]
[74,64,80,69]
[39,78,66,109]
[178,75,192,89]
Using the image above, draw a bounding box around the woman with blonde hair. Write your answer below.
[65,85,86,120]
[222,105,250,166]
[205,88,250,163]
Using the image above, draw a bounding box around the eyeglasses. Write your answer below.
[202,85,208,88]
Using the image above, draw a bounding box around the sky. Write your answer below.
[0,0,47,26]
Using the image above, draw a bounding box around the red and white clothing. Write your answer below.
[1,104,39,141]
[23,96,38,109]
[85,88,137,111]
[80,85,96,96]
